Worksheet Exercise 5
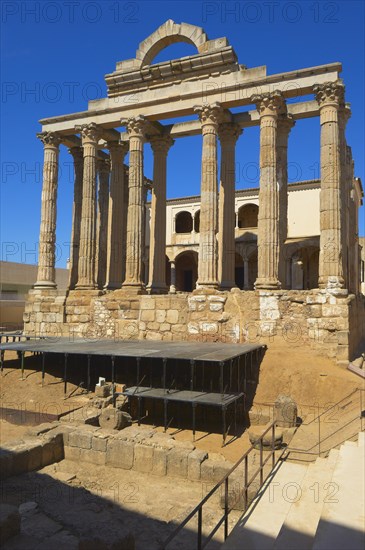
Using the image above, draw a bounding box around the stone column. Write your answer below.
[314,81,346,290]
[122,165,130,283]
[121,116,148,293]
[194,103,223,288]
[68,146,83,290]
[34,131,61,288]
[169,260,176,294]
[277,115,295,288]
[96,158,110,289]
[105,141,128,289]
[347,146,358,293]
[338,106,351,290]
[252,91,285,290]
[75,123,100,289]
[148,135,174,293]
[218,123,242,290]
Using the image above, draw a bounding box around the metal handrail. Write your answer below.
[162,388,365,547]
[254,387,362,427]
[285,387,365,457]
[161,422,285,549]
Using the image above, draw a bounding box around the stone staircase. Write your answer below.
[221,432,365,550]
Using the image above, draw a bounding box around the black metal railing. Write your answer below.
[284,387,365,457]
[161,422,285,549]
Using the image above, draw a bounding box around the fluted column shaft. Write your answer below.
[148,136,174,293]
[68,147,84,289]
[105,142,128,289]
[75,123,100,289]
[194,103,223,288]
[277,115,294,288]
[346,146,358,293]
[218,123,241,289]
[34,132,61,288]
[339,107,351,289]
[96,158,110,289]
[121,116,147,292]
[314,81,346,290]
[253,91,285,289]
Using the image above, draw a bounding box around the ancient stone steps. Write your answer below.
[273,449,339,549]
[221,461,308,549]
[312,433,365,550]
[222,432,365,550]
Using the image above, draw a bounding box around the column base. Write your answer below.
[169,285,176,294]
[121,282,146,295]
[254,278,282,290]
[104,283,122,291]
[220,281,237,291]
[196,281,219,290]
[33,281,57,289]
[75,284,98,290]
[318,276,345,291]
[146,284,168,295]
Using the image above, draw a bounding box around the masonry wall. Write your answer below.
[23,288,365,363]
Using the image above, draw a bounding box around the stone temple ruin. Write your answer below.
[23,20,365,363]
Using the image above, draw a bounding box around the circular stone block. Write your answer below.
[98,408,132,430]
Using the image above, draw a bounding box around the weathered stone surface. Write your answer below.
[79,448,106,465]
[133,443,154,473]
[188,449,208,481]
[152,447,168,476]
[106,439,134,469]
[274,395,297,428]
[167,448,190,478]
[69,430,92,449]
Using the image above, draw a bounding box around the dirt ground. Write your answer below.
[1,456,243,549]
[1,342,362,460]
[1,341,363,549]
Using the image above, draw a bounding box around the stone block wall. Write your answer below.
[0,421,235,486]
[23,287,365,363]
[62,424,221,482]
[0,427,64,480]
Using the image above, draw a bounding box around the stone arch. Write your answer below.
[175,250,198,292]
[136,20,208,68]
[175,211,193,233]
[194,210,200,233]
[238,203,259,229]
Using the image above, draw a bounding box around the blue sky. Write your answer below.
[1,0,364,267]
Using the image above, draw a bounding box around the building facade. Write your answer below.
[22,21,365,363]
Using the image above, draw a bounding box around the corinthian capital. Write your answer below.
[218,123,242,144]
[314,81,345,108]
[194,102,224,128]
[277,113,295,134]
[251,90,285,116]
[149,134,174,155]
[37,131,61,148]
[121,115,148,138]
[75,122,100,144]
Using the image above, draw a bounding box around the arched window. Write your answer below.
[175,211,193,233]
[238,204,259,229]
